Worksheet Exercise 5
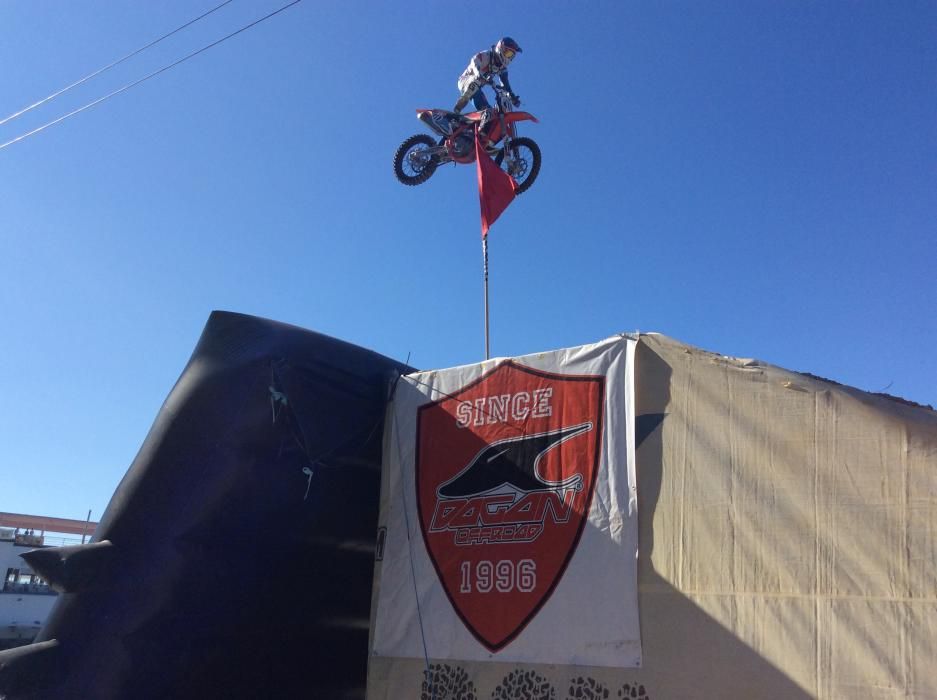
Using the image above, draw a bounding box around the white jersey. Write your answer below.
[457,50,506,93]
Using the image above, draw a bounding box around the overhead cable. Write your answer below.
[0,0,302,152]
[0,0,236,128]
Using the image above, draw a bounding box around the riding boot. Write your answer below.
[478,109,499,155]
[478,107,492,134]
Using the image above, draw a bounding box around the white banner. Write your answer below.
[371,336,641,668]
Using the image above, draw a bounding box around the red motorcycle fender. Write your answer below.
[503,111,539,124]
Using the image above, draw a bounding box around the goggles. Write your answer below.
[501,48,516,61]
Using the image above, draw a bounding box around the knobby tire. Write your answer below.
[393,134,437,186]
[495,136,541,194]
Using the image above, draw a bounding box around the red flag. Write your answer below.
[475,129,517,238]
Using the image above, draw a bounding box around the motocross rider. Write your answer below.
[453,37,522,148]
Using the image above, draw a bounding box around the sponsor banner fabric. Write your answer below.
[372,336,640,667]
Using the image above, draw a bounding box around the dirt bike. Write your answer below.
[393,83,541,194]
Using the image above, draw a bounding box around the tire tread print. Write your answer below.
[416,664,650,700]
[420,663,478,700]
[617,683,650,700]
[491,669,556,700]
[567,676,610,699]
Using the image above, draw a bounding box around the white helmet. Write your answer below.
[493,37,522,69]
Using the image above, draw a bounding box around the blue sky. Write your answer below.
[1,1,935,522]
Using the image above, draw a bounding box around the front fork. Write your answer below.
[497,112,519,170]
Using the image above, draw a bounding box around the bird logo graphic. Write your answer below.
[436,422,592,499]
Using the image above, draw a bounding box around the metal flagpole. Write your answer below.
[483,235,490,360]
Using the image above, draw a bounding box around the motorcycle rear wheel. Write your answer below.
[394,134,438,185]
[495,137,541,194]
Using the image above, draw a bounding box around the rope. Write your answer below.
[270,360,390,498]
[0,0,302,152]
[0,0,236,128]
[389,372,436,700]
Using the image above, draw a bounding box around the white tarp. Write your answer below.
[371,336,640,668]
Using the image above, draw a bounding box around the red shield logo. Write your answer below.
[416,360,604,651]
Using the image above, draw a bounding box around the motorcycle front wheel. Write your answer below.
[394,134,438,185]
[495,136,541,194]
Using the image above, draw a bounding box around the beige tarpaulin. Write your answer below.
[367,333,937,699]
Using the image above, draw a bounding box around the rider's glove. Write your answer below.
[510,93,521,107]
